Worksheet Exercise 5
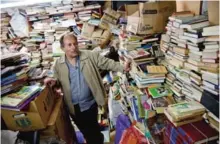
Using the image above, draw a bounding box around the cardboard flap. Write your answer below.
[47,98,63,126]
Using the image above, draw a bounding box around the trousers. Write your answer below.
[71,103,104,144]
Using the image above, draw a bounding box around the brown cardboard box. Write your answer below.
[40,98,74,144]
[126,1,176,35]
[1,87,55,131]
[208,1,219,25]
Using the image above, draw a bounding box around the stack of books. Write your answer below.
[1,53,29,96]
[133,65,168,88]
[164,120,219,144]
[200,25,219,96]
[164,101,206,127]
[1,12,11,41]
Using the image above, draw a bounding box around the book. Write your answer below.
[202,58,219,63]
[167,101,206,122]
[205,36,220,42]
[164,109,203,127]
[201,70,219,79]
[201,86,219,96]
[202,51,219,59]
[1,85,41,107]
[166,120,219,144]
[148,86,173,99]
[180,21,210,30]
[126,49,150,60]
[179,35,205,44]
[175,15,208,24]
[203,25,219,32]
[202,80,219,90]
[184,31,202,39]
[146,66,168,74]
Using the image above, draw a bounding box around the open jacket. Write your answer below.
[53,50,124,115]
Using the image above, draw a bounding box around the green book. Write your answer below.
[148,86,173,99]
[137,95,145,118]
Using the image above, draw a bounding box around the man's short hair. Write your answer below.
[59,32,77,48]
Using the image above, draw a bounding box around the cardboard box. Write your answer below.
[208,1,219,25]
[40,98,74,144]
[1,87,55,131]
[126,1,176,35]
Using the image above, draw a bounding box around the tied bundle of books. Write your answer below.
[1,85,41,111]
[100,8,121,29]
[164,120,219,144]
[133,65,168,88]
[164,101,206,127]
[1,53,30,96]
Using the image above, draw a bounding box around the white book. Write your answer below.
[184,62,200,71]
[201,70,219,79]
[180,21,210,30]
[203,25,220,32]
[188,45,201,52]
[203,81,218,90]
[202,31,219,36]
[203,48,219,52]
[201,86,219,95]
[204,44,219,49]
[179,35,205,44]
[184,32,200,38]
[202,75,219,85]
[190,50,203,56]
[202,52,218,59]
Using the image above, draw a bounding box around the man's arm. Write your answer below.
[91,51,125,73]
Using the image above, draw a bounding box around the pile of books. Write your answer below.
[160,11,219,135]
[1,53,29,96]
[164,101,205,127]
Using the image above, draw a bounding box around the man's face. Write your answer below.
[63,36,79,58]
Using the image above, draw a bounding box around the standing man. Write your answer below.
[44,33,130,144]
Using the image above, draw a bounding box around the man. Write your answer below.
[44,33,131,144]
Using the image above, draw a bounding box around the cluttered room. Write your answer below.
[1,0,219,144]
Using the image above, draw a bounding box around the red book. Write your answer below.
[178,120,219,144]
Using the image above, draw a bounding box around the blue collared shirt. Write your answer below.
[66,56,95,112]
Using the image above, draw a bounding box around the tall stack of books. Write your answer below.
[200,25,219,96]
[1,12,10,42]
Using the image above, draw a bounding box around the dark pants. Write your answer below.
[71,103,104,144]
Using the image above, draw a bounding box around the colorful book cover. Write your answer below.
[148,86,173,99]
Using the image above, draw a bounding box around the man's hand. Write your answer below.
[44,77,57,87]
[124,59,131,72]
